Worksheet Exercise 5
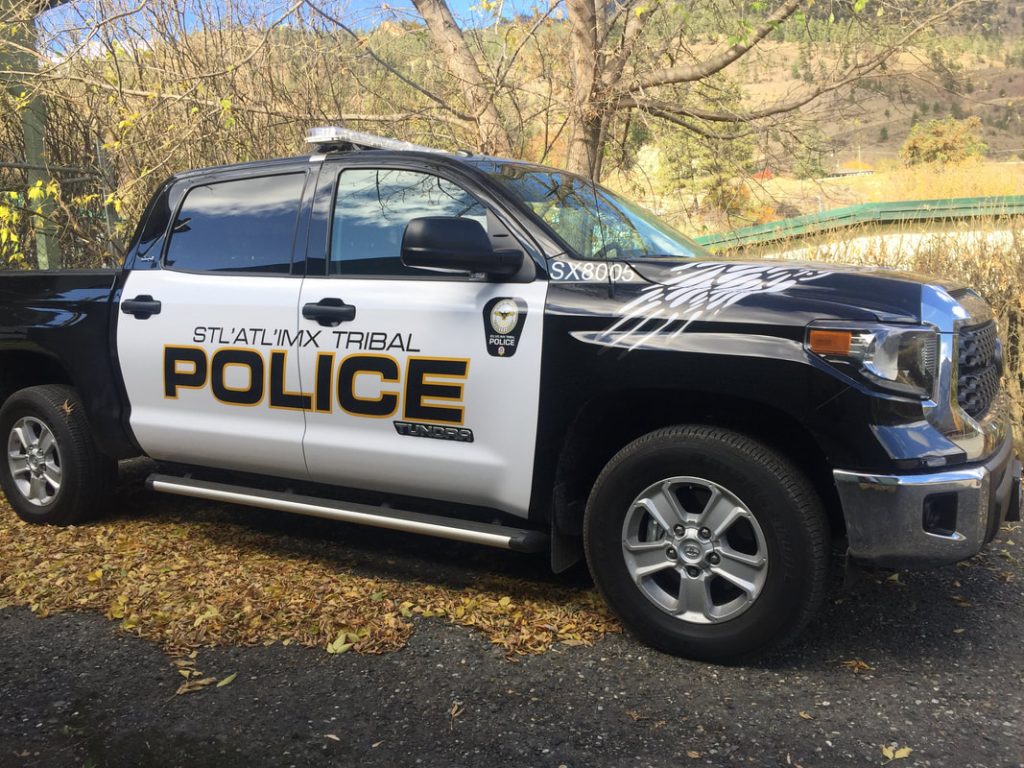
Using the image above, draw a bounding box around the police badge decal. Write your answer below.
[483,297,528,357]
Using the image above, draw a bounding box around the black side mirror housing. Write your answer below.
[401,217,524,276]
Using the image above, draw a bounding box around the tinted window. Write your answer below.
[165,173,305,274]
[330,169,487,277]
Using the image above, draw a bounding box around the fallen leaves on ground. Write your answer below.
[171,650,230,694]
[449,700,465,730]
[0,499,618,657]
[881,744,913,762]
[176,676,218,695]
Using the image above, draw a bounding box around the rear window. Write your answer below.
[164,173,305,274]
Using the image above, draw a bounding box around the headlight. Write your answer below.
[806,323,939,398]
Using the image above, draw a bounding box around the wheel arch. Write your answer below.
[551,388,843,542]
[0,349,75,407]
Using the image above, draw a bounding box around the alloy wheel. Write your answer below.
[7,416,62,507]
[621,476,768,623]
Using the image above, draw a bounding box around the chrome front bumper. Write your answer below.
[833,431,1021,568]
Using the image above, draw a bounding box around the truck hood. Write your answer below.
[621,257,963,325]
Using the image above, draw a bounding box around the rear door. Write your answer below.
[297,162,547,517]
[116,170,312,477]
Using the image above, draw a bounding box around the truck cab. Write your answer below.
[0,128,1019,661]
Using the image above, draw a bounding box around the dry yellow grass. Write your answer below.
[754,161,1024,214]
[0,497,619,657]
[619,160,1024,235]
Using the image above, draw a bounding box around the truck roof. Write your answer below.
[172,154,316,180]
[170,127,545,182]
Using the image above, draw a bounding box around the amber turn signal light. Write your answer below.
[808,329,852,356]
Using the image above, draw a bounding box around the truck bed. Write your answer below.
[0,268,134,457]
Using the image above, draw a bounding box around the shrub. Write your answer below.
[900,116,987,166]
[702,177,752,217]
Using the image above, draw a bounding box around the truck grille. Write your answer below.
[957,320,1000,419]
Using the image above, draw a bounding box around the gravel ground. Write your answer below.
[1,478,1022,768]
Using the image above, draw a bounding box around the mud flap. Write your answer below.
[550,482,584,573]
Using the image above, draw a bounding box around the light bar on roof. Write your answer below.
[304,126,451,155]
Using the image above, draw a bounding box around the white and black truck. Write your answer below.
[0,129,1019,661]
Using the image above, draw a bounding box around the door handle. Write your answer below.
[302,298,357,327]
[121,295,162,319]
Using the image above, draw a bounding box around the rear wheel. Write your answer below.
[0,385,115,525]
[584,425,829,662]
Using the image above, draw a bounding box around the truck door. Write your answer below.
[116,170,311,478]
[297,163,547,517]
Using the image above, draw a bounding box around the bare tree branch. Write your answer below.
[600,0,659,93]
[645,107,757,140]
[409,0,513,153]
[624,0,978,124]
[629,0,804,91]
[303,0,474,124]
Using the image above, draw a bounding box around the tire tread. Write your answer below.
[584,424,829,661]
[0,385,115,525]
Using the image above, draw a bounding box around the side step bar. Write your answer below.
[146,473,549,553]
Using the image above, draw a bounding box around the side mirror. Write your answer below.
[401,217,523,276]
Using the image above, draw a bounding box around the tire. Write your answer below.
[0,385,115,525]
[584,425,828,662]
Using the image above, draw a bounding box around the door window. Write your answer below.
[330,168,487,277]
[164,173,305,274]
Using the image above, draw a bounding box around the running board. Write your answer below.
[146,473,549,553]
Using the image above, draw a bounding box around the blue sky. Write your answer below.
[34,0,529,59]
[39,0,549,36]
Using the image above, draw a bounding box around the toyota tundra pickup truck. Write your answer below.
[0,128,1019,661]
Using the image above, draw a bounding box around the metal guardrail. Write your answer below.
[695,196,1024,250]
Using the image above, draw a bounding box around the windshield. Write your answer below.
[477,161,709,261]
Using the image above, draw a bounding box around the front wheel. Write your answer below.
[0,385,115,525]
[584,425,829,662]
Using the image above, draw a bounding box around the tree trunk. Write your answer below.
[564,0,603,179]
[411,0,512,155]
[565,111,603,179]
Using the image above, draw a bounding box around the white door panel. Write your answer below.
[299,279,547,517]
[117,269,308,477]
